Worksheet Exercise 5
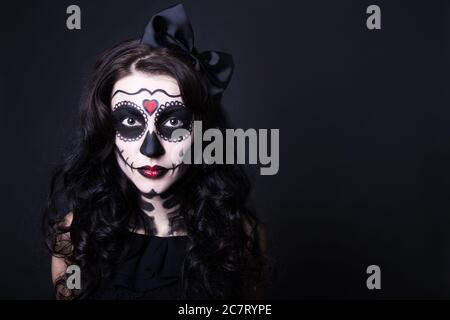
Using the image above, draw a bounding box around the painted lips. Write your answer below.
[138,165,167,179]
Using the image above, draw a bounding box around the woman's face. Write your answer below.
[111,72,193,195]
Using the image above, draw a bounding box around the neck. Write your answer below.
[138,191,186,237]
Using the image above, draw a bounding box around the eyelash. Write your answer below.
[163,118,183,128]
[122,116,143,127]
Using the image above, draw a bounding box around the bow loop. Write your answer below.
[141,3,233,96]
[196,51,234,96]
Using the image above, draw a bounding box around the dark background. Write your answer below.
[1,0,450,299]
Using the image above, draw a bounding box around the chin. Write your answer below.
[135,178,171,195]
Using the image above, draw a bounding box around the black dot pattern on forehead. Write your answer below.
[154,101,193,143]
[113,101,148,142]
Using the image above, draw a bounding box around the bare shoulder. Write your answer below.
[61,211,73,228]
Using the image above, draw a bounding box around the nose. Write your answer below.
[140,131,165,158]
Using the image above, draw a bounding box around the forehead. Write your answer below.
[111,72,182,107]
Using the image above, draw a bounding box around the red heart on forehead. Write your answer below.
[143,99,158,114]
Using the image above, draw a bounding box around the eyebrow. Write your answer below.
[111,88,182,98]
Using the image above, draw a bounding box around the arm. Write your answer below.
[243,215,267,255]
[51,212,73,298]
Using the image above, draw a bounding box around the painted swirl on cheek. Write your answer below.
[154,101,193,142]
[112,101,148,141]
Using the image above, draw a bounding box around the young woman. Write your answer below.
[43,4,267,300]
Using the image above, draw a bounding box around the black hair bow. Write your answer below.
[141,3,234,96]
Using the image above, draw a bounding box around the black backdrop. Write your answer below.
[1,0,450,299]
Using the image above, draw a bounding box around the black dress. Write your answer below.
[91,232,190,300]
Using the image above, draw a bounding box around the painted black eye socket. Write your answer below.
[154,101,193,142]
[112,101,148,142]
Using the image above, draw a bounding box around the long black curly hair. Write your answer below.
[42,39,267,300]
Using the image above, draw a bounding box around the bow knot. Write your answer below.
[141,4,234,96]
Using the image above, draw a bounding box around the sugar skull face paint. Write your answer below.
[111,72,193,195]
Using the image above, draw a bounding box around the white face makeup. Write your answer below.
[111,72,193,196]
